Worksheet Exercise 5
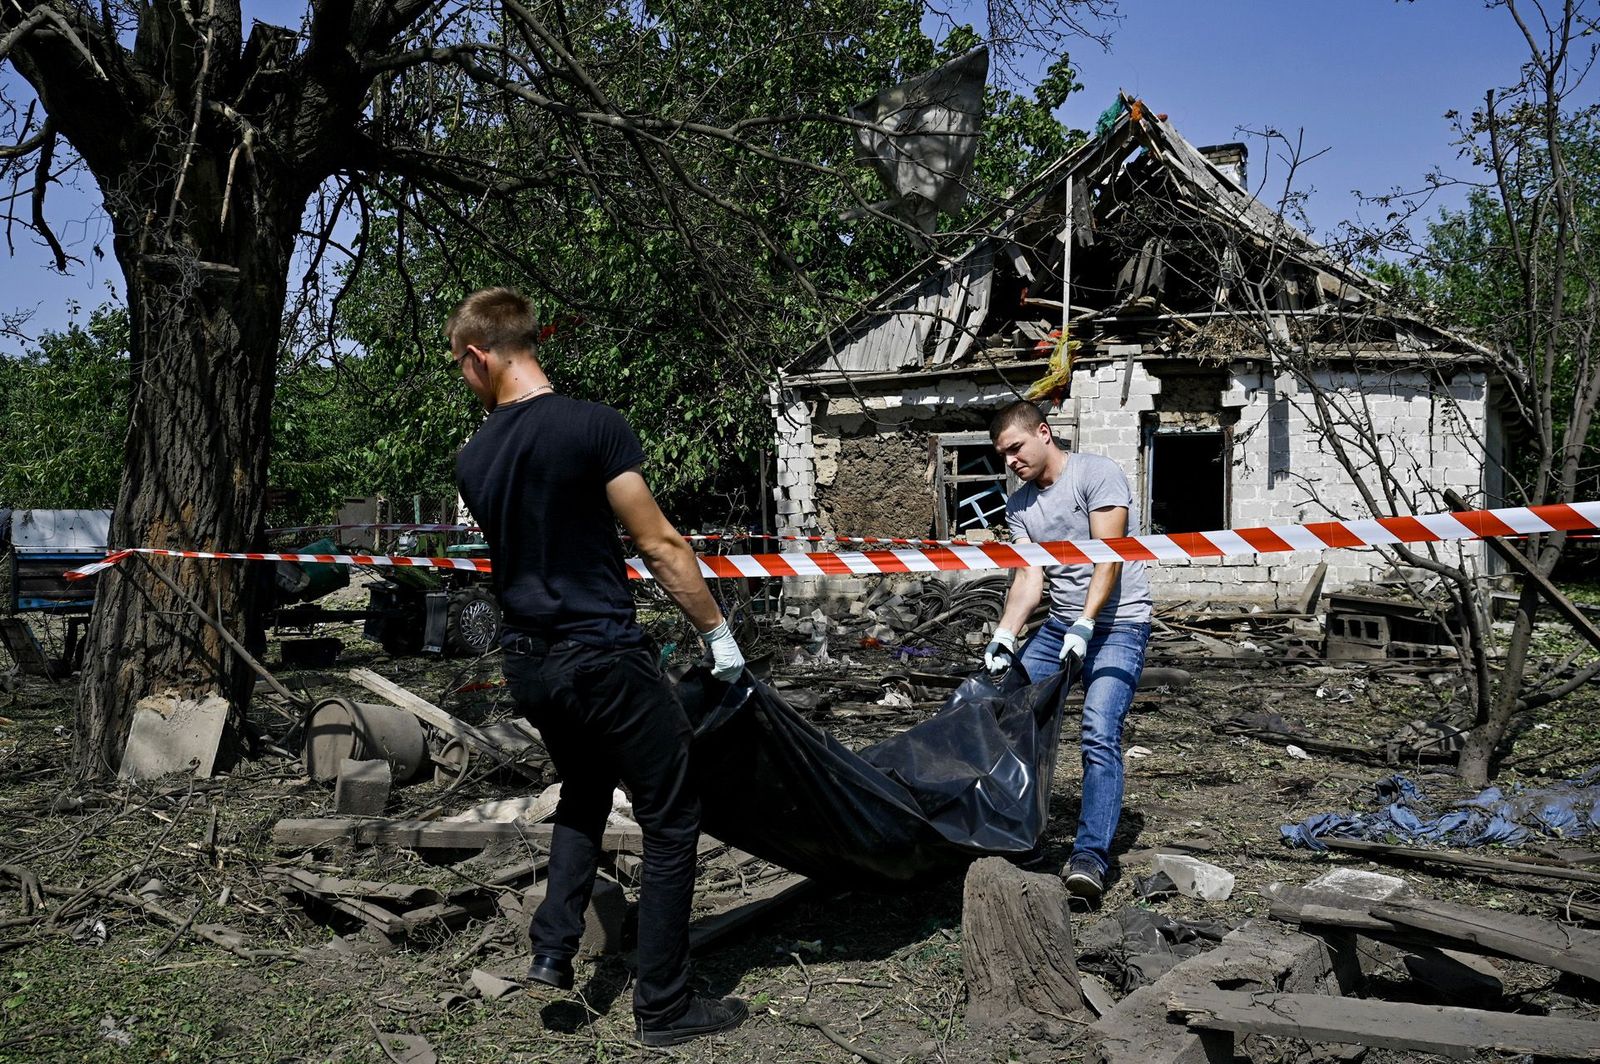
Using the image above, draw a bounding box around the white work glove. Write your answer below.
[700,620,745,682]
[984,627,1018,675]
[1058,616,1096,666]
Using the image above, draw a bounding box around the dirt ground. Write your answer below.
[3,585,1599,1064]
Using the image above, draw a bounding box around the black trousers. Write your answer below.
[503,640,700,1026]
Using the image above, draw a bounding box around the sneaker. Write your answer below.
[638,993,748,1047]
[526,953,574,990]
[1062,856,1104,902]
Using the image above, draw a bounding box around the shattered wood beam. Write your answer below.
[1271,887,1600,982]
[346,667,541,781]
[1373,897,1600,982]
[272,817,643,853]
[1169,988,1600,1059]
[687,875,814,952]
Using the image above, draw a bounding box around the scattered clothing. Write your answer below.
[1280,771,1600,851]
[1077,907,1231,990]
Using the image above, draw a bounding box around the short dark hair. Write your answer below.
[445,287,540,354]
[989,400,1047,441]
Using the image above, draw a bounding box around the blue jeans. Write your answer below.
[1018,618,1151,876]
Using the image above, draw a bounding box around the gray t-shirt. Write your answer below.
[1005,451,1154,624]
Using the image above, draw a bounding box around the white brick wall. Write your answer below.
[771,386,820,538]
[775,361,1492,604]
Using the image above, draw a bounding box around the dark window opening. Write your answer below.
[934,435,1012,537]
[1148,432,1227,535]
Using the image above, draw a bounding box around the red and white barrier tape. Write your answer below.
[267,521,980,547]
[67,501,1600,582]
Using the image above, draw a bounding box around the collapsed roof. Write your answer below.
[787,94,1485,384]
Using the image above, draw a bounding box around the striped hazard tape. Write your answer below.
[267,521,984,547]
[65,500,1600,582]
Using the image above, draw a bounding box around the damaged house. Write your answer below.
[772,96,1504,603]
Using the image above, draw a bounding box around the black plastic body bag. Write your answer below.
[677,664,1074,889]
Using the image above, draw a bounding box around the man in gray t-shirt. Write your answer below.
[984,401,1153,904]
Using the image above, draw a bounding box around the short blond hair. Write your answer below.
[445,287,540,354]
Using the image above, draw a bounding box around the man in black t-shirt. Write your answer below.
[448,287,746,1046]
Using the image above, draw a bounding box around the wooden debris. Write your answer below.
[1169,988,1600,1059]
[1376,896,1600,982]
[961,857,1084,1027]
[1272,887,1600,983]
[1315,838,1600,888]
[688,874,814,952]
[1445,487,1600,654]
[1295,561,1328,615]
[347,667,541,780]
[265,867,443,909]
[271,816,641,853]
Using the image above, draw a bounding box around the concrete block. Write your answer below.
[334,757,392,815]
[1087,919,1355,1064]
[119,692,229,781]
[518,874,627,958]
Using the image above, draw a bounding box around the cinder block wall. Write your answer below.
[1072,360,1491,604]
[772,360,1492,606]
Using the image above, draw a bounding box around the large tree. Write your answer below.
[0,1,1110,774]
[1213,0,1599,784]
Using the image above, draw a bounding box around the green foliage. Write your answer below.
[1400,106,1600,501]
[1,5,1089,526]
[0,305,129,508]
[324,0,1085,519]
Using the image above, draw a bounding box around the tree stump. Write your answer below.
[962,856,1084,1026]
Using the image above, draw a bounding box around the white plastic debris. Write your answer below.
[1125,745,1154,759]
[445,785,634,827]
[1285,744,1312,760]
[99,1016,132,1047]
[877,683,913,708]
[1151,853,1235,901]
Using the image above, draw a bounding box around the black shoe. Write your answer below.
[638,993,748,1047]
[526,953,574,990]
[1062,855,1104,903]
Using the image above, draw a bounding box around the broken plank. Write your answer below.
[1317,838,1600,887]
[347,668,533,770]
[272,817,641,853]
[263,867,443,909]
[1374,896,1600,982]
[397,858,551,935]
[1168,988,1600,1060]
[688,875,814,952]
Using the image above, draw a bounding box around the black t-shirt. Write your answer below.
[455,394,646,647]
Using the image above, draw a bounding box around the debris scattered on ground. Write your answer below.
[3,572,1599,1062]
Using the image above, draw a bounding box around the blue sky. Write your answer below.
[0,1,1577,347]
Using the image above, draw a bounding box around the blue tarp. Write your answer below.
[1280,772,1600,851]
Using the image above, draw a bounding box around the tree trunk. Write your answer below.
[961,856,1084,1027]
[74,199,296,776]
[1459,577,1541,787]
